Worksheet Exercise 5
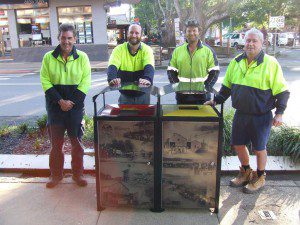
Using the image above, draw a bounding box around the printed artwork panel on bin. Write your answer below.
[99,161,154,208]
[98,120,154,208]
[98,120,154,163]
[162,121,219,209]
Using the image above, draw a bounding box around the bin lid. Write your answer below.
[158,82,212,97]
[162,105,218,117]
[100,104,156,117]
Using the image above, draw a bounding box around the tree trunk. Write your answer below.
[173,0,229,41]
[156,0,176,47]
[161,18,176,47]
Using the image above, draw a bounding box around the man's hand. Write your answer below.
[58,99,74,112]
[272,114,283,127]
[139,78,151,86]
[109,78,121,86]
[204,100,216,106]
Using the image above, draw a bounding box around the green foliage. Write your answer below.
[0,125,18,137]
[34,137,41,150]
[82,115,94,142]
[36,114,47,131]
[222,109,300,161]
[27,127,38,138]
[223,109,235,156]
[229,0,300,29]
[267,126,300,162]
[18,123,28,134]
[134,0,160,34]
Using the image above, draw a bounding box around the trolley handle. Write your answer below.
[92,86,112,117]
[207,86,224,117]
[92,84,159,116]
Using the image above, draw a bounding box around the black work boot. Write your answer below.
[72,175,87,187]
[46,176,63,188]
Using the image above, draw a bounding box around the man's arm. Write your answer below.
[107,65,118,83]
[69,53,92,105]
[167,50,179,83]
[141,46,155,84]
[205,47,220,91]
[40,54,62,103]
[271,62,290,115]
[140,65,154,85]
[270,60,290,126]
[108,47,121,84]
[205,60,233,105]
[214,85,231,104]
[204,70,219,92]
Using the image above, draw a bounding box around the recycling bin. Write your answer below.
[93,84,159,211]
[159,83,223,212]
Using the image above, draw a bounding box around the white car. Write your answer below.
[267,33,295,46]
[215,32,245,48]
[278,33,295,46]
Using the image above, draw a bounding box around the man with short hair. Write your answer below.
[107,23,155,104]
[205,28,290,193]
[40,23,91,188]
[167,19,219,104]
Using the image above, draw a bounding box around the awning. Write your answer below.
[0,0,49,9]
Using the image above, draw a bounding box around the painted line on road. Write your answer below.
[91,81,108,89]
[91,77,107,82]
[0,92,44,107]
[0,83,41,85]
[0,73,35,77]
[291,67,300,72]
[23,107,46,116]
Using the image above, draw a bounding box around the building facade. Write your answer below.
[0,0,140,61]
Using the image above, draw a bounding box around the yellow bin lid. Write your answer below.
[162,105,218,117]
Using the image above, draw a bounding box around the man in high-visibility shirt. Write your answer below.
[205,28,290,193]
[107,23,155,104]
[167,19,219,104]
[40,23,91,188]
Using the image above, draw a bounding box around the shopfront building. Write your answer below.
[0,9,10,57]
[0,0,126,61]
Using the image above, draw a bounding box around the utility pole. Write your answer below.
[129,4,132,22]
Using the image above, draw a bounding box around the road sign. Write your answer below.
[269,16,285,29]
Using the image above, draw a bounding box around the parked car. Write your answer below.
[215,32,245,48]
[278,32,295,46]
[215,33,232,46]
[267,32,295,46]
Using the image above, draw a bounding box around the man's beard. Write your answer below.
[128,37,141,46]
[187,35,199,43]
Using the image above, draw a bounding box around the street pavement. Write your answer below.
[0,173,299,225]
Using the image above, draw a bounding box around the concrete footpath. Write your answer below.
[0,172,299,225]
[0,154,299,225]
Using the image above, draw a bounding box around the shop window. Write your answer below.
[16,8,51,47]
[0,10,11,55]
[58,6,93,44]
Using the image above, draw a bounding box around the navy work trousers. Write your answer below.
[47,110,84,178]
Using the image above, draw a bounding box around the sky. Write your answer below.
[108,4,133,18]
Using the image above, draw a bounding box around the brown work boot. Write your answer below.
[46,176,63,188]
[243,172,266,194]
[229,166,253,187]
[72,175,88,187]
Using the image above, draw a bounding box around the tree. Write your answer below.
[134,0,157,36]
[135,0,230,45]
[229,0,300,32]
[134,0,177,47]
[173,0,230,39]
